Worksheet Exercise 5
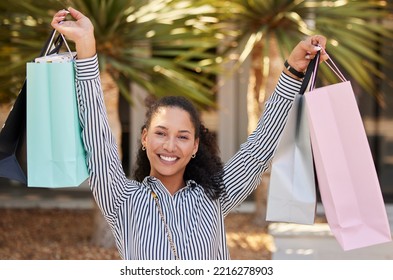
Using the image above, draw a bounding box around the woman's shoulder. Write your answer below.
[124,178,145,193]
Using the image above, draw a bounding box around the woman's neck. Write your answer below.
[155,176,185,196]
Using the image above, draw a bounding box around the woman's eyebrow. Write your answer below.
[155,125,192,134]
[155,125,168,130]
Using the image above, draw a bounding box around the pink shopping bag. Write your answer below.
[305,57,391,251]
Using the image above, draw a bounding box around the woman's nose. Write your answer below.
[163,137,176,152]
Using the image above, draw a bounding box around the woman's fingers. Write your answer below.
[310,35,327,50]
[304,35,329,62]
[67,7,85,21]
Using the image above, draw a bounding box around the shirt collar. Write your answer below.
[142,176,200,197]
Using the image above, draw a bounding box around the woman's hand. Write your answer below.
[51,7,96,59]
[284,35,328,80]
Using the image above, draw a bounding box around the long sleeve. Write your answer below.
[220,73,303,217]
[74,55,129,218]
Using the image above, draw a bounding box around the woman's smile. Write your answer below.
[159,154,178,163]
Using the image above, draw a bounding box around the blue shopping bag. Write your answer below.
[26,32,88,187]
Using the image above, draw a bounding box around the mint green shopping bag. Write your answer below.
[26,55,88,188]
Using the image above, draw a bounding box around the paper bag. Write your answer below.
[0,82,27,184]
[305,79,391,250]
[26,32,88,188]
[266,93,316,224]
[266,54,320,225]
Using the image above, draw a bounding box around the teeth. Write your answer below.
[160,155,177,162]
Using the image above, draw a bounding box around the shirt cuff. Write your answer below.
[75,54,100,80]
[275,72,303,100]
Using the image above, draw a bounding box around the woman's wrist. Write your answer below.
[76,35,96,59]
[283,68,303,81]
[283,60,304,80]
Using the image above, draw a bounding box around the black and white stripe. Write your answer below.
[74,55,302,260]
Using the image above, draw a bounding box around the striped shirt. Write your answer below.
[74,55,302,260]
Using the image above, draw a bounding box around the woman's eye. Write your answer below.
[179,135,189,140]
[155,131,165,136]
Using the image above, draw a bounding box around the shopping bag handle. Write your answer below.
[39,29,73,58]
[323,56,347,83]
[299,51,320,95]
[299,49,347,95]
[39,30,61,57]
[308,52,347,88]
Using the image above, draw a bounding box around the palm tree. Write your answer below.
[224,0,393,225]
[0,0,235,247]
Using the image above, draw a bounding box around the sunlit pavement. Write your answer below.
[268,204,393,260]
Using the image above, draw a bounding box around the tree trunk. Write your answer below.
[90,70,122,248]
[248,36,282,227]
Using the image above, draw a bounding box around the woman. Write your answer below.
[52,7,327,260]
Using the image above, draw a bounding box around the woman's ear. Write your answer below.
[141,127,148,148]
[193,138,199,156]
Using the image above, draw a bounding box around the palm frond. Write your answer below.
[226,0,393,103]
[0,0,235,107]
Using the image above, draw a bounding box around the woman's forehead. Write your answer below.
[151,107,195,130]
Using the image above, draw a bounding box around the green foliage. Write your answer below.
[227,0,393,104]
[1,0,392,105]
[0,0,235,107]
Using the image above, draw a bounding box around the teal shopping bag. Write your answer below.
[26,60,89,187]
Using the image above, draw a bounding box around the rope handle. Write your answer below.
[35,30,74,63]
[300,47,347,94]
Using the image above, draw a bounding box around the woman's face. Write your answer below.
[141,106,199,186]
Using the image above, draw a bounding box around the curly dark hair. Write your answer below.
[132,96,224,200]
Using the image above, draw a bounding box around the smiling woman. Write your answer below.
[50,7,327,260]
[141,104,201,195]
